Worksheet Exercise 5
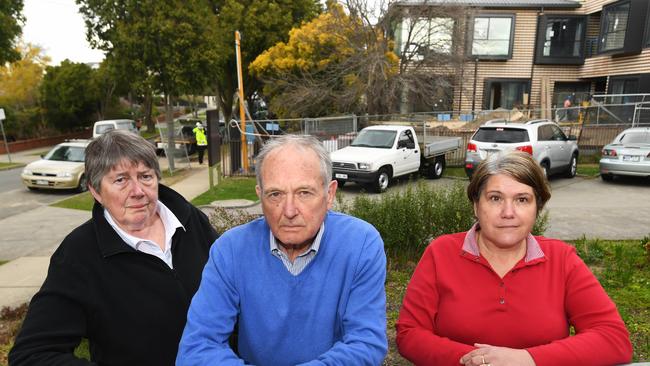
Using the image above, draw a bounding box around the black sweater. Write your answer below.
[9,185,218,366]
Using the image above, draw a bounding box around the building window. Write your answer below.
[535,15,586,64]
[401,17,454,58]
[599,1,630,52]
[471,15,514,59]
[609,77,639,104]
[483,79,530,110]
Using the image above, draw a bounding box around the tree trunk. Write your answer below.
[144,92,154,132]
[165,93,175,171]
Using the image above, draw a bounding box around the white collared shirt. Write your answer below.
[103,201,185,268]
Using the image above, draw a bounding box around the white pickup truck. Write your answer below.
[330,125,461,192]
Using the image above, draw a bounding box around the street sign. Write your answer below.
[0,108,5,120]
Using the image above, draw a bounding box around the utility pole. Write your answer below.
[235,31,249,172]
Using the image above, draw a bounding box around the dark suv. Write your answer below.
[465,119,579,179]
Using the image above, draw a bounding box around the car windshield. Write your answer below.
[473,127,530,143]
[116,121,135,130]
[619,131,650,144]
[95,124,114,135]
[351,130,396,148]
[44,146,85,162]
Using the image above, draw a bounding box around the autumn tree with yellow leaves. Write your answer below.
[251,2,399,117]
[251,0,471,118]
[0,44,50,139]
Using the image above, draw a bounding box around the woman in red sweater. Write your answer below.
[396,151,632,366]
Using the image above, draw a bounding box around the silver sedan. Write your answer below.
[600,127,650,181]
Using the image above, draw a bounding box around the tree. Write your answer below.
[205,0,321,123]
[251,0,470,116]
[92,55,131,120]
[0,43,49,138]
[251,2,398,117]
[40,60,99,132]
[77,0,222,169]
[382,0,470,114]
[0,0,23,64]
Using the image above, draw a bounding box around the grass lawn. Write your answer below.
[50,192,95,211]
[50,168,194,211]
[0,162,24,171]
[577,163,600,177]
[139,130,158,140]
[191,177,258,206]
[442,166,467,179]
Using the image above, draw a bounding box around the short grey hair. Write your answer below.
[85,129,161,192]
[255,134,332,192]
[467,150,551,215]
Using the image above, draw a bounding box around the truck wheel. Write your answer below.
[372,168,390,193]
[336,179,346,188]
[426,156,445,179]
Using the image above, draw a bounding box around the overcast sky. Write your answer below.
[21,0,105,66]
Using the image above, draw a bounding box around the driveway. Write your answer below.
[544,176,650,240]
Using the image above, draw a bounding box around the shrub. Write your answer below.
[209,207,259,235]
[336,181,550,264]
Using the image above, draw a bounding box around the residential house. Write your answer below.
[393,0,650,120]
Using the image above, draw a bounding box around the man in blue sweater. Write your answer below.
[177,134,387,365]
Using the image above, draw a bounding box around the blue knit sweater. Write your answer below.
[177,211,387,366]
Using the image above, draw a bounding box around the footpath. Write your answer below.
[0,148,259,309]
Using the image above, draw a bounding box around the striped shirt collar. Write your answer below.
[462,222,545,262]
[269,222,325,257]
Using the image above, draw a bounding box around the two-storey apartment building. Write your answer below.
[393,0,650,118]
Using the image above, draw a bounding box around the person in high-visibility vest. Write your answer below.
[193,122,208,164]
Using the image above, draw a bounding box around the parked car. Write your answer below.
[21,140,91,192]
[600,127,650,181]
[465,119,579,179]
[92,119,138,138]
[330,125,462,192]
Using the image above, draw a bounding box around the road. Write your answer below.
[0,167,78,220]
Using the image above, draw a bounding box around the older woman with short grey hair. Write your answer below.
[10,129,218,366]
[397,150,632,366]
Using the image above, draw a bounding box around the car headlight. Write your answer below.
[22,169,32,175]
[57,172,73,178]
[357,163,371,171]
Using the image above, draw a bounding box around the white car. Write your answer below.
[21,140,90,192]
[93,119,138,138]
[600,127,650,181]
[465,119,579,179]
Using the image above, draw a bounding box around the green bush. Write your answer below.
[569,238,650,361]
[337,182,549,264]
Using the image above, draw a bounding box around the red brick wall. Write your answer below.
[0,130,92,154]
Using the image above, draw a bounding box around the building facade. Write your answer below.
[394,0,650,118]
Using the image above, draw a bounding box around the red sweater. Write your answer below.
[396,230,632,366]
